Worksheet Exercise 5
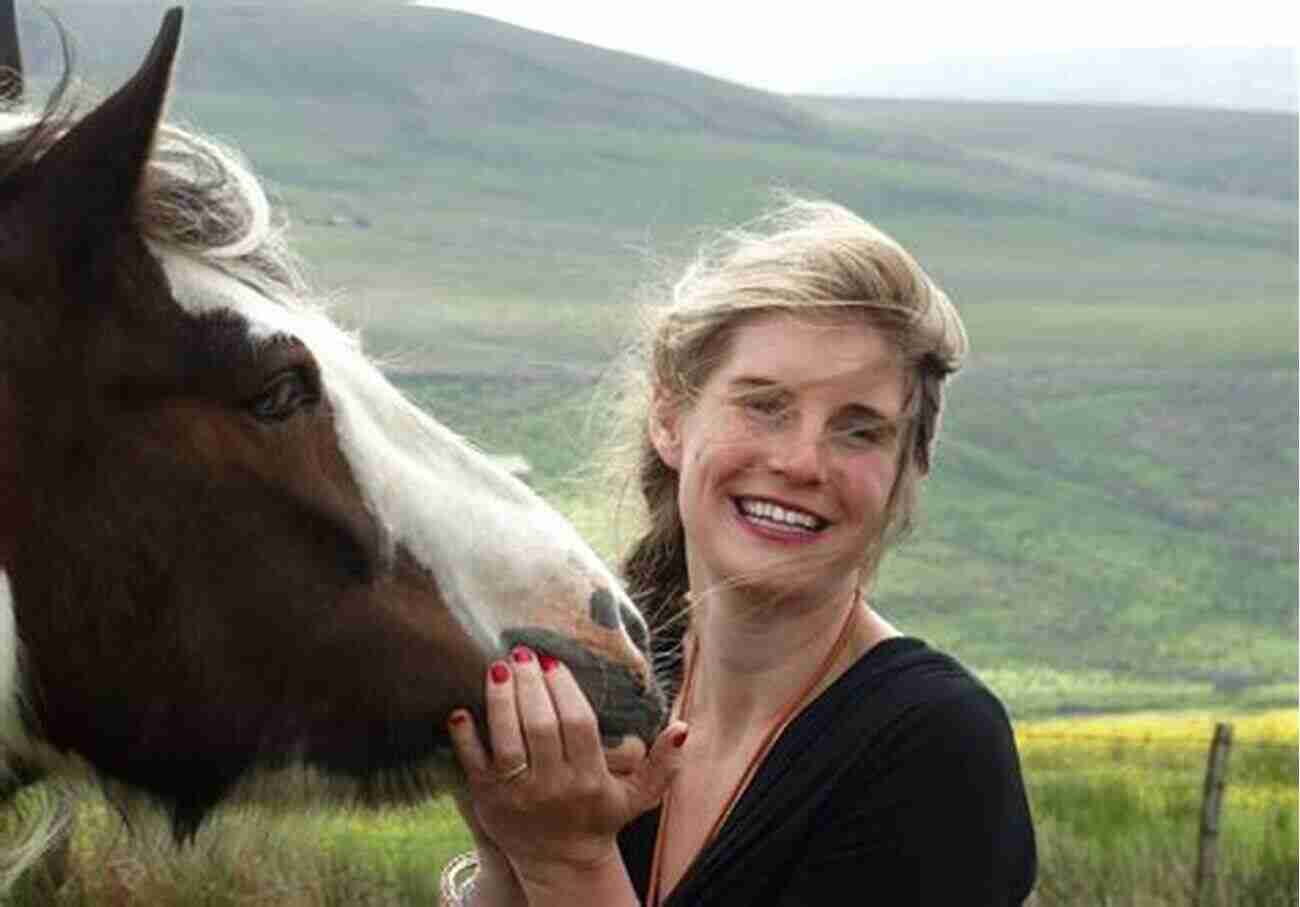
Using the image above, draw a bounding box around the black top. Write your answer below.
[618,638,1037,906]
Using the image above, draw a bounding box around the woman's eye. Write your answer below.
[741,395,788,419]
[835,422,890,449]
[249,369,318,423]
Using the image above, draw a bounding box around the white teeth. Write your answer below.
[737,498,823,531]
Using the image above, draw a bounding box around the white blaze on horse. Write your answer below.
[0,2,662,876]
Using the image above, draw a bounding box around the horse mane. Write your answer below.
[2,55,316,319]
[142,124,313,305]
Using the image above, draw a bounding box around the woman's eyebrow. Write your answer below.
[728,377,781,392]
[838,402,900,423]
[725,378,791,401]
[830,408,905,446]
[728,378,901,421]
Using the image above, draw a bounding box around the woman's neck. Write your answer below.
[679,581,894,747]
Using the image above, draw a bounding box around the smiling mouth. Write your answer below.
[734,497,829,534]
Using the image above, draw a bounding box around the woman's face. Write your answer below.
[652,311,907,605]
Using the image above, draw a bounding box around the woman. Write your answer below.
[443,198,1037,906]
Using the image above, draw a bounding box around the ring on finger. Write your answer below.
[496,761,529,783]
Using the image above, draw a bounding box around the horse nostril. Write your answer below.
[589,587,620,629]
[590,587,650,655]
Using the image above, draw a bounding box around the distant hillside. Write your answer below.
[796,96,1298,211]
[18,0,1296,283]
[12,0,1294,331]
[803,46,1298,113]
[17,0,823,143]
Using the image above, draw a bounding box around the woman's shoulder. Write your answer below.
[816,636,1016,749]
[837,635,1001,703]
[802,638,1031,832]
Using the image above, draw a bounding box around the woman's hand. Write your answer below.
[448,646,688,890]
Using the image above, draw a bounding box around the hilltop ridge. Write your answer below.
[19,1,824,143]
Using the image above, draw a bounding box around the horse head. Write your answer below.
[0,7,663,839]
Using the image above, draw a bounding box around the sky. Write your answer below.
[416,0,1298,94]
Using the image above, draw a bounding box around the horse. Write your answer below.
[0,2,663,882]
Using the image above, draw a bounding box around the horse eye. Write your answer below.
[249,369,318,423]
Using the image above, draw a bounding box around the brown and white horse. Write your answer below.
[0,2,662,874]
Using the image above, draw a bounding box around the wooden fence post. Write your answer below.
[1193,722,1233,907]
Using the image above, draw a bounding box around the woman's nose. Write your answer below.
[767,423,826,484]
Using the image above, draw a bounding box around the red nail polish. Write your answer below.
[511,646,533,664]
[539,653,558,672]
[673,729,689,748]
[449,711,468,726]
[490,662,510,684]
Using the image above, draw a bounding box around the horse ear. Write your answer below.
[1,0,20,105]
[26,8,182,259]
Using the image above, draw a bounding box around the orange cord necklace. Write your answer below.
[645,595,862,907]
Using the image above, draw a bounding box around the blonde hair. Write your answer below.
[604,197,968,671]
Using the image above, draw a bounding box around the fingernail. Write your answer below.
[672,729,689,748]
[449,711,468,727]
[490,662,510,684]
[539,653,559,673]
[511,646,533,664]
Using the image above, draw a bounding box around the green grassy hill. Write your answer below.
[17,0,1297,716]
[796,96,1298,204]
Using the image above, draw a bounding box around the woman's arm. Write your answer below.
[506,842,641,907]
[445,790,526,907]
[446,795,638,907]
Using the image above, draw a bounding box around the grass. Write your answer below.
[1019,709,1298,906]
[388,348,1298,719]
[3,709,1292,905]
[376,294,1297,720]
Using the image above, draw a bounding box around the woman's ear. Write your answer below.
[648,392,683,471]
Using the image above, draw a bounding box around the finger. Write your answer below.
[626,720,690,815]
[448,708,492,781]
[604,735,648,777]
[484,658,528,777]
[510,646,565,775]
[539,653,604,773]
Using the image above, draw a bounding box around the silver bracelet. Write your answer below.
[439,850,479,907]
